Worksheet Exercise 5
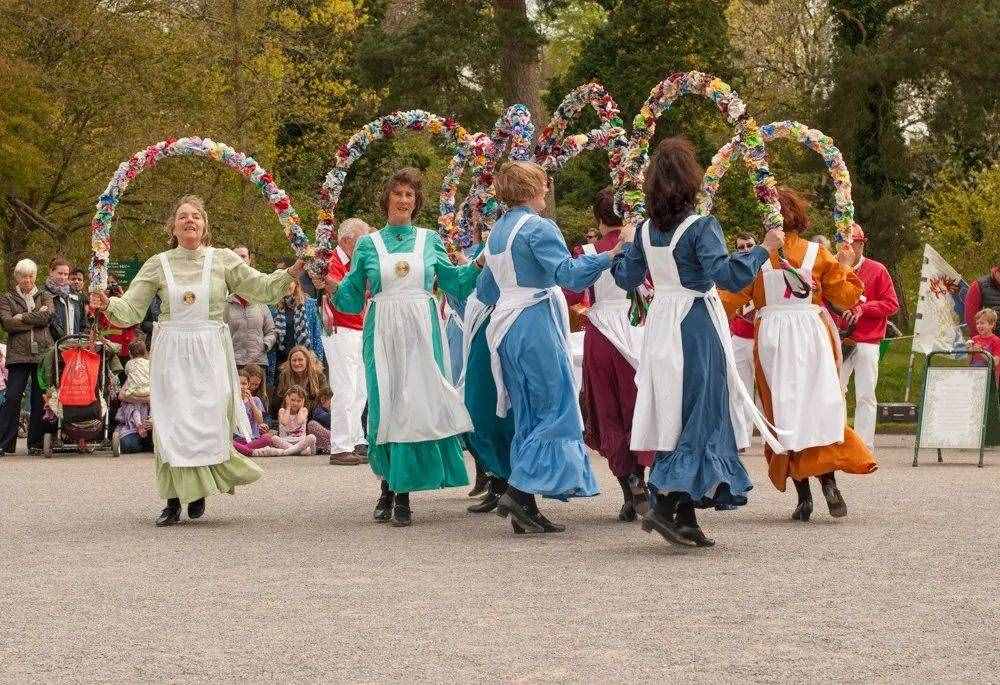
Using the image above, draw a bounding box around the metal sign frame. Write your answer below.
[913,350,994,468]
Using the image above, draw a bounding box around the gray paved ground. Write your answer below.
[2,437,999,682]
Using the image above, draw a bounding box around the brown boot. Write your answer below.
[329,451,364,466]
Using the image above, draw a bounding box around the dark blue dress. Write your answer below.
[611,215,769,508]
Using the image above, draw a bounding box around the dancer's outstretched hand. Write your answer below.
[607,239,626,258]
[762,229,785,255]
[287,259,306,278]
[89,291,109,311]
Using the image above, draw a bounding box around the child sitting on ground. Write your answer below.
[969,308,1000,383]
[233,372,316,457]
[112,339,152,456]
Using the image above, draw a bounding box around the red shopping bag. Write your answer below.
[60,347,100,407]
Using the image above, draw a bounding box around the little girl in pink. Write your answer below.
[233,375,316,456]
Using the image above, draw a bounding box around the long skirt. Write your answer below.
[498,302,599,499]
[464,317,515,480]
[580,322,653,479]
[363,299,469,493]
[646,301,753,509]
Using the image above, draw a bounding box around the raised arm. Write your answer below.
[106,255,162,328]
[331,235,373,315]
[694,217,769,292]
[221,249,293,305]
[528,217,609,291]
[611,224,649,290]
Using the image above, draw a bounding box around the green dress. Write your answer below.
[107,245,292,504]
[333,224,481,493]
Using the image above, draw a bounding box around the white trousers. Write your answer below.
[732,335,756,447]
[321,328,367,454]
[840,341,880,449]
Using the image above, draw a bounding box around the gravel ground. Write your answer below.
[1,437,998,682]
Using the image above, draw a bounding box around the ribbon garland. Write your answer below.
[89,137,308,293]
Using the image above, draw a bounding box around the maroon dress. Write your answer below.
[579,230,653,478]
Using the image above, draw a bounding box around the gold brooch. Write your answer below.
[182,291,197,305]
[394,260,411,278]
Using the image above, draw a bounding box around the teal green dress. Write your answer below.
[333,224,481,493]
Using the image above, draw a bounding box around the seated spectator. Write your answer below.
[242,363,270,426]
[0,259,54,456]
[112,338,152,456]
[969,308,1000,383]
[233,372,315,457]
[274,345,342,458]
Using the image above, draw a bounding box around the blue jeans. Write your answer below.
[312,406,331,428]
[120,432,153,454]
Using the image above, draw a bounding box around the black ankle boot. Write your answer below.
[496,488,543,533]
[391,492,412,527]
[526,496,565,533]
[629,472,650,517]
[155,498,181,527]
[187,497,206,519]
[468,477,505,513]
[617,476,636,522]
[640,493,695,547]
[374,480,394,522]
[791,478,813,522]
[468,464,488,498]
[818,472,847,518]
[675,502,714,547]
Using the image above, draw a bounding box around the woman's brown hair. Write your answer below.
[776,186,811,234]
[242,363,268,406]
[381,167,424,218]
[276,345,329,409]
[592,186,622,228]
[643,136,703,231]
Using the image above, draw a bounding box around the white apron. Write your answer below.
[150,247,252,467]
[630,216,783,453]
[369,228,473,444]
[484,213,574,419]
[582,242,645,368]
[755,241,846,451]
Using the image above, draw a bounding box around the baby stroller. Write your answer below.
[41,334,114,457]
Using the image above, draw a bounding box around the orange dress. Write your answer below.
[721,234,878,491]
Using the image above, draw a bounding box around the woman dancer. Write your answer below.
[476,161,614,534]
[324,168,480,527]
[721,188,877,520]
[612,137,784,547]
[90,195,299,526]
[580,187,652,522]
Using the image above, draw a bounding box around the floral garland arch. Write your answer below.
[697,120,855,242]
[533,83,628,173]
[614,71,782,234]
[89,136,307,293]
[316,110,474,269]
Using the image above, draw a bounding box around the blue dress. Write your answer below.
[476,206,608,499]
[611,215,769,508]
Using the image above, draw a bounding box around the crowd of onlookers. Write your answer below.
[0,247,340,458]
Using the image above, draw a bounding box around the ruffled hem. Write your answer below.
[155,450,264,505]
[370,435,470,493]
[647,447,752,510]
[509,438,600,500]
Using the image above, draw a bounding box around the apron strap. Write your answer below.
[370,230,389,259]
[159,253,177,295]
[801,240,819,275]
[582,243,597,256]
[668,214,701,251]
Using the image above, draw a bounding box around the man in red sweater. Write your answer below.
[837,224,899,450]
[320,218,373,465]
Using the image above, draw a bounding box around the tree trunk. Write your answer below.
[493,0,552,210]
